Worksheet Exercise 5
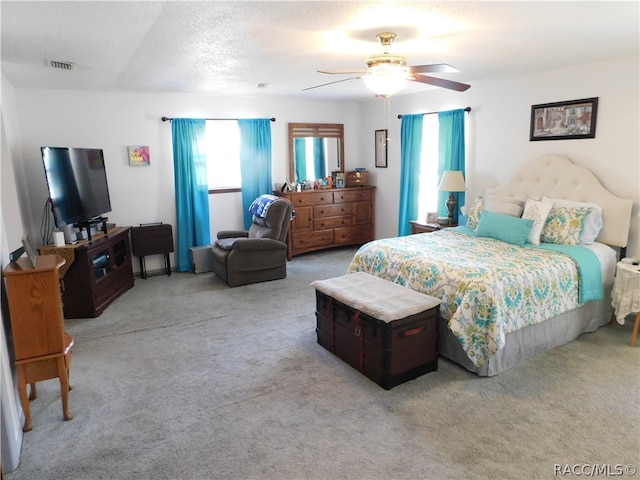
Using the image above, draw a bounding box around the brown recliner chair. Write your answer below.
[211,196,293,287]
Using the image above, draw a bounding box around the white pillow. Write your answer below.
[466,196,486,230]
[485,194,525,217]
[521,198,555,245]
[542,196,603,244]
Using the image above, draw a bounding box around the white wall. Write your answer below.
[7,90,360,273]
[356,55,640,257]
[1,78,26,473]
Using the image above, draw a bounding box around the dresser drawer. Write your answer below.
[292,230,334,249]
[334,226,373,245]
[314,216,353,230]
[315,203,353,218]
[334,189,371,203]
[289,192,333,207]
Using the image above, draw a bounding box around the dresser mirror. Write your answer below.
[288,123,344,183]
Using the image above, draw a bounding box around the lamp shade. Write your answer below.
[438,170,466,192]
[363,64,408,97]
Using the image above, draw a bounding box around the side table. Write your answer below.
[611,261,640,346]
[409,220,457,234]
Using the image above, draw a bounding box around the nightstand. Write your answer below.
[611,261,640,346]
[409,220,457,234]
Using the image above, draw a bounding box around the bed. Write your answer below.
[348,154,633,376]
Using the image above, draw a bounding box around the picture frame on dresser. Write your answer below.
[21,234,37,267]
[375,129,388,168]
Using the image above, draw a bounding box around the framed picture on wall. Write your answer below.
[375,129,388,168]
[529,97,598,141]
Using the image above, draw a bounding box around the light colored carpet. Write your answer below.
[6,246,640,480]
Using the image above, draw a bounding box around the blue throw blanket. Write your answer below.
[530,242,603,303]
[249,194,279,218]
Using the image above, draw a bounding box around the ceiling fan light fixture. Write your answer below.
[363,63,408,97]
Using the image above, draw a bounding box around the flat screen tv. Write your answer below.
[41,147,112,227]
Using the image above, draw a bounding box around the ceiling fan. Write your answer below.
[304,32,470,97]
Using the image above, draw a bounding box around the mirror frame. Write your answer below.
[288,123,345,183]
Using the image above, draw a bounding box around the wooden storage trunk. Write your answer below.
[312,272,440,389]
[345,170,368,187]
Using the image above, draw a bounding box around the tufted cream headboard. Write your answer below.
[485,154,633,248]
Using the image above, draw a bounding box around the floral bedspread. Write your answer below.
[347,228,601,366]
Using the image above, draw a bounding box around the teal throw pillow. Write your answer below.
[475,210,534,246]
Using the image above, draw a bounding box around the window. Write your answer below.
[417,115,439,222]
[204,120,241,191]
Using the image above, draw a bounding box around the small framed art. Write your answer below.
[128,145,150,166]
[375,129,388,168]
[529,97,598,141]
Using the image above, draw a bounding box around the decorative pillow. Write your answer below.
[542,196,603,244]
[540,206,593,245]
[466,196,486,230]
[521,198,554,245]
[475,210,534,246]
[485,194,525,217]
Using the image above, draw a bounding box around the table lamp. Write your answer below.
[438,170,466,225]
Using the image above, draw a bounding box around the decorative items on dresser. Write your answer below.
[275,186,374,260]
[345,170,369,187]
[611,259,640,346]
[40,226,134,318]
[3,254,74,431]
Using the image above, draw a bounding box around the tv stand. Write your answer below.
[41,226,134,318]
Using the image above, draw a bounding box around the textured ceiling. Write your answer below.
[1,1,638,101]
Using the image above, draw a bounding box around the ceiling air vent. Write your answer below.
[49,60,74,70]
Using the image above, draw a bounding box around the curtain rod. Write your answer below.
[161,116,276,122]
[397,107,471,119]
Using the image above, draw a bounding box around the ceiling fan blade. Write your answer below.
[303,76,362,91]
[409,64,460,74]
[411,74,471,92]
[318,69,367,75]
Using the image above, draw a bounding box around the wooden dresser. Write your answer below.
[276,186,375,260]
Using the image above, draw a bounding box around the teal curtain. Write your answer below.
[313,138,326,178]
[238,119,273,229]
[437,109,466,225]
[398,114,424,236]
[171,118,210,272]
[294,138,307,182]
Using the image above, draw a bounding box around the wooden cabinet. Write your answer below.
[276,187,375,259]
[41,227,134,318]
[3,255,74,431]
